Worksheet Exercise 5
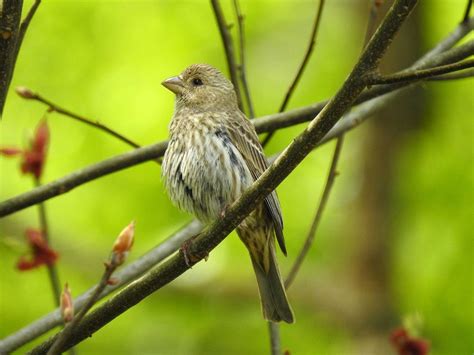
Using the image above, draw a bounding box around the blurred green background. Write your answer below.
[0,0,472,354]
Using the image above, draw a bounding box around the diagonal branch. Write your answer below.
[262,0,326,147]
[285,136,343,288]
[462,0,472,23]
[367,58,474,85]
[16,87,142,148]
[25,1,419,353]
[232,0,254,118]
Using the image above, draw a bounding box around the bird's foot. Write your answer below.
[220,204,231,219]
[180,235,208,267]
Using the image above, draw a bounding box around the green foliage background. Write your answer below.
[0,1,472,354]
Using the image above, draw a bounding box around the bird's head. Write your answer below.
[162,64,238,112]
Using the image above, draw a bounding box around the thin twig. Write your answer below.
[17,88,141,149]
[262,0,326,147]
[285,137,344,288]
[25,2,419,353]
[427,67,474,81]
[232,0,254,118]
[210,0,243,111]
[34,178,62,307]
[268,322,281,355]
[367,58,474,85]
[16,0,41,53]
[462,0,472,23]
[47,263,116,355]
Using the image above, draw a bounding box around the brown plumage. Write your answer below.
[161,64,294,323]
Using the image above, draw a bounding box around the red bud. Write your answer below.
[60,283,74,323]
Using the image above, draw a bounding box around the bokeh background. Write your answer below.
[0,0,472,354]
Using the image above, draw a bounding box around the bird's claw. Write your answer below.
[180,236,208,267]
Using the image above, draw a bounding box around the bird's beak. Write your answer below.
[161,76,185,95]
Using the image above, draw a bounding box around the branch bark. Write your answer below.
[367,58,474,85]
[0,0,24,117]
[262,0,326,147]
[25,1,419,353]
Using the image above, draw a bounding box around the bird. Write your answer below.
[161,64,294,323]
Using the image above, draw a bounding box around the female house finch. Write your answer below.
[161,64,294,323]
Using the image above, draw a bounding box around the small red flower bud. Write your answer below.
[390,327,430,355]
[112,221,135,265]
[0,119,50,179]
[106,278,120,286]
[15,86,36,99]
[0,147,23,156]
[33,119,49,153]
[60,283,74,323]
[17,229,59,271]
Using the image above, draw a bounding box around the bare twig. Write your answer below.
[210,0,243,110]
[462,0,472,23]
[367,58,474,85]
[285,137,343,288]
[427,67,474,81]
[16,0,41,53]
[16,87,141,149]
[47,222,134,355]
[34,177,62,306]
[25,2,419,353]
[268,322,281,355]
[232,0,254,117]
[262,0,326,147]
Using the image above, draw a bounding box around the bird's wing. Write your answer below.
[226,112,287,255]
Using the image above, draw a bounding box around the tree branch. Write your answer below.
[16,87,141,149]
[232,0,254,118]
[210,0,243,111]
[34,177,62,307]
[262,0,326,147]
[16,0,41,54]
[427,67,474,81]
[268,322,281,355]
[25,1,419,353]
[285,136,344,288]
[0,0,24,117]
[462,0,472,23]
[0,141,168,217]
[367,58,474,85]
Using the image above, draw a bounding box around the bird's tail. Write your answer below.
[248,239,294,324]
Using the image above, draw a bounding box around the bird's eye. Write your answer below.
[192,78,203,86]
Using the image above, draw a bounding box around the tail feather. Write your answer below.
[250,246,294,323]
